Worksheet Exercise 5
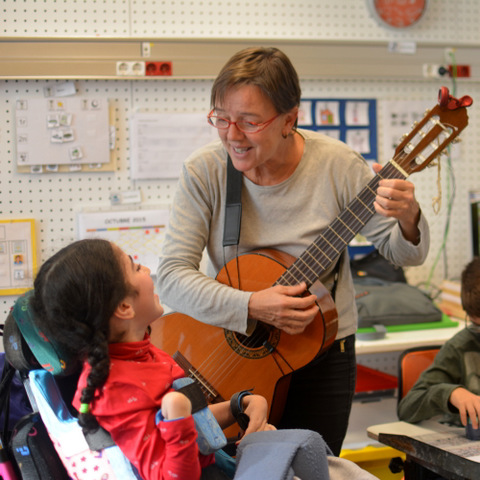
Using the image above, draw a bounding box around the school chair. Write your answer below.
[397,345,441,405]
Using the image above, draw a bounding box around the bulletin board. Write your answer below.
[0,219,37,295]
[15,95,115,173]
[299,98,378,161]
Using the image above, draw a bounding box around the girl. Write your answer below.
[31,239,274,480]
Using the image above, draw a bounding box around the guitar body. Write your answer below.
[151,248,338,433]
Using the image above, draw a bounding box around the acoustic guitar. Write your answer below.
[151,87,472,437]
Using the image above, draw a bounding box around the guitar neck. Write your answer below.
[276,88,473,289]
[276,160,407,288]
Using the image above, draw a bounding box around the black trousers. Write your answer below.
[278,333,357,456]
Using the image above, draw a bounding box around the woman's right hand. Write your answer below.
[248,282,318,335]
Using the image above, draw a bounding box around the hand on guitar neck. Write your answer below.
[371,162,421,245]
[247,281,318,335]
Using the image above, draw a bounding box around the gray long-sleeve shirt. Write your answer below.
[157,129,429,339]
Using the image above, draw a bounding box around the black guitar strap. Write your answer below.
[222,154,341,301]
[223,154,243,247]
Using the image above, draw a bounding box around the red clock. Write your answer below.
[367,0,429,29]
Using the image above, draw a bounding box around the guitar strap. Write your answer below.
[222,154,341,301]
[223,154,243,247]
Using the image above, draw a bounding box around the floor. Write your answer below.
[344,396,399,450]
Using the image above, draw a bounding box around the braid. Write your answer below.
[32,239,133,434]
[78,332,111,432]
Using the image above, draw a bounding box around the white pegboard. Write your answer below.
[357,351,402,377]
[2,77,479,322]
[1,0,479,46]
[1,0,130,37]
[1,0,480,334]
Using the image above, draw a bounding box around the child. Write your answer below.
[398,257,480,429]
[31,239,274,480]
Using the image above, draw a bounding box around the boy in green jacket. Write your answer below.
[398,257,480,429]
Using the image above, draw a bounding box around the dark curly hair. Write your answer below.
[32,239,134,433]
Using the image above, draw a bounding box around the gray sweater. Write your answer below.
[157,128,429,340]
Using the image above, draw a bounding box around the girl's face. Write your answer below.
[214,84,297,178]
[117,247,164,326]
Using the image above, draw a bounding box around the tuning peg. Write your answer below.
[451,137,462,144]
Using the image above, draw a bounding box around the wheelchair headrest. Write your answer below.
[4,290,79,376]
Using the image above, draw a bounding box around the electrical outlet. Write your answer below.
[116,61,146,76]
[145,61,172,76]
[422,64,444,78]
[448,65,471,77]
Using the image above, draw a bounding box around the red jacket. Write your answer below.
[73,335,215,480]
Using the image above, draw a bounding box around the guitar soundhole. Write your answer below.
[224,323,280,359]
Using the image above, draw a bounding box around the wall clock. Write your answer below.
[367,0,429,29]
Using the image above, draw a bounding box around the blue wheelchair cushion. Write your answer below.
[155,377,227,455]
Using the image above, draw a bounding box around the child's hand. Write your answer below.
[161,391,192,420]
[241,394,276,438]
[449,387,480,428]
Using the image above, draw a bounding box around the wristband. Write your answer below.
[230,389,253,430]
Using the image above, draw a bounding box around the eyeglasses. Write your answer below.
[207,109,280,134]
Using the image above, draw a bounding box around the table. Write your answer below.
[367,420,480,479]
[356,323,463,354]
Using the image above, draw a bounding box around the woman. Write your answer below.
[157,46,430,455]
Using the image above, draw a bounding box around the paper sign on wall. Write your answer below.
[0,219,37,295]
[130,112,218,179]
[15,97,110,168]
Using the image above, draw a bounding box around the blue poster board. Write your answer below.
[298,98,377,162]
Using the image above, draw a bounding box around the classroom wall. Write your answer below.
[1,0,480,322]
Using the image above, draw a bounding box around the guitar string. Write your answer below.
[188,255,280,398]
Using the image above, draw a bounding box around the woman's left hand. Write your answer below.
[372,163,421,244]
[241,395,276,438]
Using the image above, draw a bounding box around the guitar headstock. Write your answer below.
[392,87,473,177]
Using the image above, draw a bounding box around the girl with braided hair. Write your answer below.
[31,239,274,480]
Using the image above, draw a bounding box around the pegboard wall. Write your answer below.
[1,0,480,343]
[1,0,479,44]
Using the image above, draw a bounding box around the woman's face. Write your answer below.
[214,84,297,177]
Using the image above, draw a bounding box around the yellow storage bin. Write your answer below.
[340,445,406,480]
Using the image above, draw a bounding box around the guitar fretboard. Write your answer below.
[275,161,407,289]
